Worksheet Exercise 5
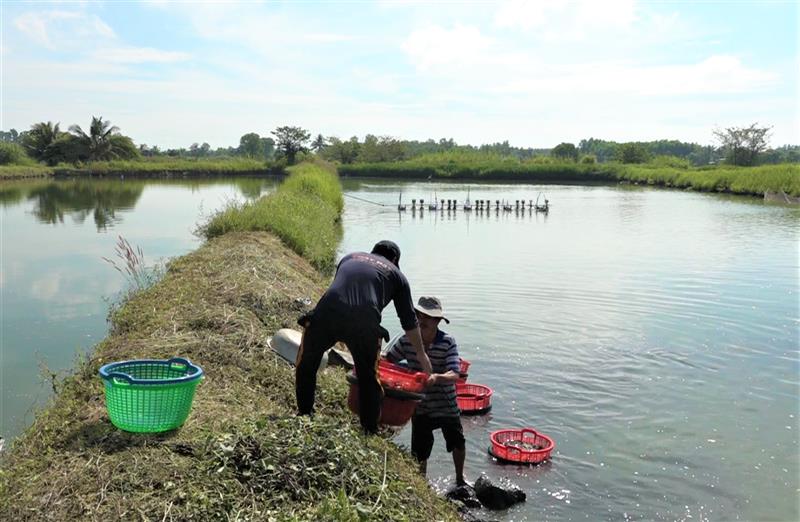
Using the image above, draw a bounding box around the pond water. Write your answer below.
[1,176,797,521]
[337,179,799,522]
[0,177,277,440]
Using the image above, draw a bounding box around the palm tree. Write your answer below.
[311,133,326,154]
[69,116,121,161]
[22,121,61,161]
[67,116,137,162]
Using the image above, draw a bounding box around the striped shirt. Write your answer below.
[385,330,460,417]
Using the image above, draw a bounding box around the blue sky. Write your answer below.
[2,0,797,149]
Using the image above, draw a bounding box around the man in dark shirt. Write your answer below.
[295,240,432,434]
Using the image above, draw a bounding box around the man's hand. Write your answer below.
[426,374,439,388]
[405,327,432,375]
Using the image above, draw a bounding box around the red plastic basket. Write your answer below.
[347,382,422,426]
[489,428,555,464]
[376,360,428,393]
[456,383,492,414]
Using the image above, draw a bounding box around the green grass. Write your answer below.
[0,164,55,178]
[339,152,800,197]
[0,232,460,521]
[54,156,273,175]
[617,163,800,196]
[0,157,275,180]
[199,162,344,273]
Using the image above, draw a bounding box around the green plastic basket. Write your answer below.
[99,358,203,433]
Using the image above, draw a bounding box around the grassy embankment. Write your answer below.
[0,162,460,522]
[0,157,275,180]
[0,164,55,179]
[339,153,800,197]
[199,162,345,273]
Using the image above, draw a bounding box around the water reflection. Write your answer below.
[28,181,144,229]
[0,186,24,204]
[0,177,278,231]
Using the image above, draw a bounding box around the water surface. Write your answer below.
[337,179,799,522]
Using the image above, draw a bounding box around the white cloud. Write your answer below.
[402,24,493,70]
[352,68,405,95]
[495,0,637,34]
[145,2,336,60]
[303,33,357,43]
[14,12,51,47]
[91,15,115,39]
[91,47,191,64]
[14,10,115,50]
[494,55,778,96]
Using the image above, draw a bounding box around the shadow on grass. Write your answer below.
[60,418,182,454]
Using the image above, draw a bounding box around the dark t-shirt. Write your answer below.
[318,252,418,331]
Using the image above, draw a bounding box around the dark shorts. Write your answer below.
[411,414,465,461]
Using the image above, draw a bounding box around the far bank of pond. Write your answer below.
[339,160,800,199]
[0,158,277,180]
[3,159,799,201]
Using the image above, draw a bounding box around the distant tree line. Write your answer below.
[1,120,797,168]
[315,125,795,167]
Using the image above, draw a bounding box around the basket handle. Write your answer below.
[107,372,133,386]
[167,357,192,370]
[521,428,538,439]
[506,444,522,456]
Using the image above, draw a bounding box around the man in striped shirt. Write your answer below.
[385,296,468,486]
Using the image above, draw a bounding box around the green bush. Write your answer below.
[0,142,32,165]
[649,155,691,169]
[615,142,651,164]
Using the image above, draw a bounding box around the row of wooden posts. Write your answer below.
[399,197,549,212]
